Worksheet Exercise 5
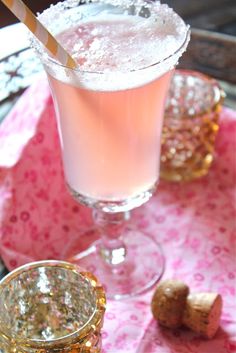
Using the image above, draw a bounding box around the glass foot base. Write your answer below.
[64,229,165,300]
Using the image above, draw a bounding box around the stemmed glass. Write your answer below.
[31,0,190,299]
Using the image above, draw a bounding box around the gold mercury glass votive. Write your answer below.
[0,260,106,353]
[161,69,225,182]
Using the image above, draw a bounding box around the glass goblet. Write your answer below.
[31,0,190,299]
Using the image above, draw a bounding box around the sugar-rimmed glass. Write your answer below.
[30,0,190,299]
[0,260,106,353]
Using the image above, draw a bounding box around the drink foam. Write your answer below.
[31,0,190,91]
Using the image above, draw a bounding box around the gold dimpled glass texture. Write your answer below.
[0,260,106,353]
[161,70,225,182]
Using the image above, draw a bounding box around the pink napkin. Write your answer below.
[0,76,236,352]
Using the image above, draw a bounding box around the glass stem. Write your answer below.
[92,210,130,266]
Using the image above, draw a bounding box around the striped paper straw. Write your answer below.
[1,0,77,69]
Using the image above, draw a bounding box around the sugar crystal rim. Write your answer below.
[30,0,190,75]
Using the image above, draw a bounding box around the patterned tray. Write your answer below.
[0,47,42,123]
[0,28,235,278]
[0,259,8,279]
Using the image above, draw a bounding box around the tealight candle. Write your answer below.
[161,70,225,182]
[0,260,106,353]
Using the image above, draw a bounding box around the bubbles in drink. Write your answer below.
[32,0,190,91]
[56,8,188,73]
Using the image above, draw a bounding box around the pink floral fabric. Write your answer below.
[0,76,235,352]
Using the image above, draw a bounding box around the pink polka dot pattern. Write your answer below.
[0,76,236,352]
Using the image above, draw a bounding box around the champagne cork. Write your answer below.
[151,280,223,338]
[151,279,189,328]
[183,292,223,339]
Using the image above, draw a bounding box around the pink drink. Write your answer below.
[42,7,189,206]
[48,62,172,201]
